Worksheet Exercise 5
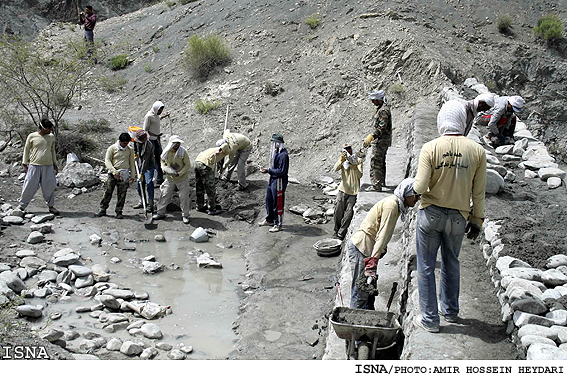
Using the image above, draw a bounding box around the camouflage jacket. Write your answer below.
[371,104,392,141]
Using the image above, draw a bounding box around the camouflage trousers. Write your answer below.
[370,138,390,189]
[195,162,217,211]
[100,173,129,214]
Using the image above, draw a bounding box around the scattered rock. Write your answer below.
[89,234,102,245]
[527,343,567,360]
[15,304,42,318]
[547,177,562,189]
[29,223,53,234]
[15,249,35,258]
[120,341,144,356]
[31,214,55,224]
[168,349,186,360]
[140,347,158,360]
[142,260,165,274]
[485,169,504,195]
[196,253,222,268]
[68,265,93,277]
[99,294,121,310]
[106,338,123,351]
[91,264,111,282]
[3,216,24,225]
[0,270,26,293]
[141,323,163,339]
[39,328,64,342]
[538,167,566,181]
[27,231,45,244]
[155,234,166,242]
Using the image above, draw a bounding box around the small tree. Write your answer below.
[0,36,94,138]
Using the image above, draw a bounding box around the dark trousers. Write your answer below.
[100,173,129,214]
[265,178,287,226]
[334,191,357,239]
[150,139,163,183]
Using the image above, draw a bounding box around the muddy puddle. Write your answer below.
[29,219,248,359]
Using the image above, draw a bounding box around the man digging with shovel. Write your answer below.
[347,178,419,309]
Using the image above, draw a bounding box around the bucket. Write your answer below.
[313,238,343,257]
[190,227,209,243]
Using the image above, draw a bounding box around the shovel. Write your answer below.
[134,159,154,228]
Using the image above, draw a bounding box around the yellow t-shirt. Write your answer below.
[351,195,400,258]
[334,157,363,196]
[161,149,191,182]
[196,146,229,169]
[104,144,136,178]
[413,135,486,226]
[22,132,57,166]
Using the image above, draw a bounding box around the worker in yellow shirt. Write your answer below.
[95,133,136,219]
[333,143,363,240]
[413,99,486,333]
[195,143,230,215]
[18,119,60,215]
[347,178,419,309]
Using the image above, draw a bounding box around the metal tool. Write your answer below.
[134,158,154,227]
[386,282,398,311]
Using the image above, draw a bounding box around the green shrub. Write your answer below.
[195,98,221,114]
[497,15,513,32]
[165,1,176,7]
[305,13,321,29]
[152,45,160,53]
[144,63,152,73]
[388,83,404,93]
[108,54,130,70]
[179,0,198,4]
[99,74,128,93]
[183,34,231,78]
[534,14,563,42]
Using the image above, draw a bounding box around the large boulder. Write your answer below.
[57,162,99,188]
[485,169,505,194]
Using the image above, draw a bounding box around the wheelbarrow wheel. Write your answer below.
[357,342,370,360]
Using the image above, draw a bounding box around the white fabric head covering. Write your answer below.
[437,100,467,136]
[508,95,525,113]
[393,178,415,222]
[474,93,495,109]
[216,138,228,147]
[161,135,185,161]
[368,89,386,103]
[151,101,165,115]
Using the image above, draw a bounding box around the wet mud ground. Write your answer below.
[0,171,340,359]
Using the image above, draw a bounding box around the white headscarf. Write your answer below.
[151,101,165,115]
[508,95,525,113]
[369,89,387,103]
[437,100,467,136]
[393,178,415,222]
[473,93,495,111]
[161,135,185,161]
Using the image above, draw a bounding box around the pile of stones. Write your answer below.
[483,221,567,360]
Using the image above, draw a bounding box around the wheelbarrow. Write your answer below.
[330,307,402,360]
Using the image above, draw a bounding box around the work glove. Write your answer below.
[339,152,346,163]
[138,174,144,183]
[363,257,379,278]
[465,222,481,240]
[363,134,374,148]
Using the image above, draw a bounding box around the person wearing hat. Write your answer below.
[218,129,252,190]
[194,143,231,216]
[347,178,419,309]
[477,95,525,147]
[132,129,156,213]
[363,89,392,191]
[462,93,495,136]
[143,101,170,185]
[333,143,363,240]
[153,135,192,223]
[413,100,486,333]
[17,118,60,215]
[95,133,136,219]
[259,133,289,233]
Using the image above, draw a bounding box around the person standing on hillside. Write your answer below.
[413,100,487,333]
[132,129,156,213]
[259,133,289,233]
[143,101,170,185]
[363,89,392,191]
[333,143,363,241]
[347,178,419,309]
[462,93,495,136]
[95,133,136,219]
[79,6,96,58]
[17,119,60,215]
[476,95,524,147]
[218,129,252,190]
[194,143,230,216]
[153,135,192,224]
